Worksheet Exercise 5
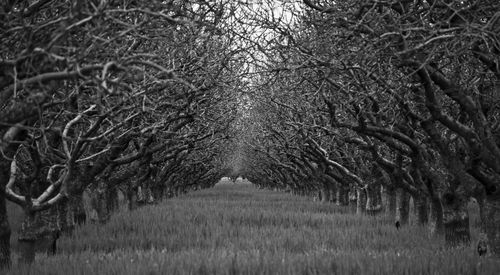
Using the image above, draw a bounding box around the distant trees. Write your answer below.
[238,0,500,256]
[2,0,499,267]
[1,0,244,266]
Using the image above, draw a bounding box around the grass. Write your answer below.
[5,180,500,274]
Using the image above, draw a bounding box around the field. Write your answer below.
[6,180,500,274]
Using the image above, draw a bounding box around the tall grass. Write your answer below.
[6,181,500,274]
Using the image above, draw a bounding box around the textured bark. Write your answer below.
[91,184,118,224]
[385,186,397,218]
[366,181,383,215]
[415,195,429,225]
[483,193,500,255]
[473,192,486,228]
[0,190,10,269]
[0,126,27,268]
[17,204,61,263]
[396,189,410,225]
[442,193,471,247]
[429,197,444,235]
[69,193,86,226]
[107,185,119,213]
[356,188,367,215]
[18,232,58,264]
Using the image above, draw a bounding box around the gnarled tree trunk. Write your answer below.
[0,126,27,268]
[18,203,61,263]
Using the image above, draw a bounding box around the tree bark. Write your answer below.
[321,186,330,203]
[396,188,410,225]
[329,187,337,203]
[92,184,118,224]
[473,191,486,228]
[483,193,500,255]
[415,195,429,225]
[366,181,383,215]
[127,185,139,211]
[69,193,86,227]
[0,190,11,269]
[336,185,349,206]
[18,240,35,264]
[429,196,444,235]
[385,186,397,218]
[356,188,367,214]
[442,192,471,247]
[0,126,27,268]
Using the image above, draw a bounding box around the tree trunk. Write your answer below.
[429,196,444,236]
[356,188,367,215]
[366,182,382,215]
[336,185,349,206]
[94,187,110,223]
[144,186,154,204]
[396,188,410,225]
[473,192,486,228]
[18,231,58,264]
[385,186,397,218]
[17,203,61,264]
[127,185,139,211]
[349,187,357,203]
[442,192,471,247]
[0,125,28,268]
[57,199,72,235]
[315,189,322,202]
[107,185,119,213]
[18,240,35,264]
[0,192,11,269]
[69,193,86,226]
[321,186,330,203]
[415,195,429,225]
[329,188,336,203]
[483,194,500,255]
[151,184,164,202]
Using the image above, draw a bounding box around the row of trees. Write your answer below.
[237,0,500,256]
[0,0,247,267]
[2,0,499,268]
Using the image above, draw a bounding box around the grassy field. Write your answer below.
[5,180,500,274]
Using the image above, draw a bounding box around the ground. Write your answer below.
[5,180,500,274]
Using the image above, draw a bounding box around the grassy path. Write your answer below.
[7,180,500,274]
